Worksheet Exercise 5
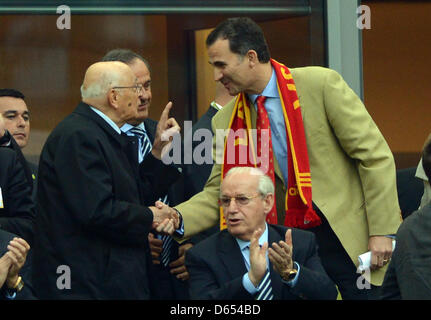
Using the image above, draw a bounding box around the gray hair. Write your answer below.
[222,166,274,196]
[80,69,122,100]
[101,48,151,72]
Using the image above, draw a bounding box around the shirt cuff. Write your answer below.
[173,208,185,237]
[4,288,17,299]
[242,273,259,295]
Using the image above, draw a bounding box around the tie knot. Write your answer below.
[128,127,146,138]
[256,95,267,106]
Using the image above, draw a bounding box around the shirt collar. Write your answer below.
[249,68,278,105]
[210,101,223,111]
[89,107,121,134]
[120,121,147,134]
[236,223,269,251]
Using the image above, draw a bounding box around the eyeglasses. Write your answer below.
[112,84,143,94]
[218,194,262,208]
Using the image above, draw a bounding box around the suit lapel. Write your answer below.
[217,231,248,280]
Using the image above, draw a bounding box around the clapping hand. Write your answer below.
[268,229,294,279]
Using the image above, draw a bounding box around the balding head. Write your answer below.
[81,61,132,101]
[80,61,139,127]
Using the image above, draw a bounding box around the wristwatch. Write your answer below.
[282,265,298,282]
[11,276,24,292]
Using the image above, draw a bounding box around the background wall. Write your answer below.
[2,1,428,168]
[0,15,169,160]
[362,0,431,167]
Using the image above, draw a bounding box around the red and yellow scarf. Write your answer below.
[220,59,321,230]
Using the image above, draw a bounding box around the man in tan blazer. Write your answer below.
[171,17,401,299]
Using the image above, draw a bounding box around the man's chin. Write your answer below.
[13,136,27,148]
[136,110,149,121]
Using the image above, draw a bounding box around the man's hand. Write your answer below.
[149,201,179,235]
[5,238,30,288]
[368,236,393,270]
[248,228,268,287]
[169,243,193,281]
[268,229,294,279]
[148,233,163,265]
[151,102,181,160]
[0,252,12,288]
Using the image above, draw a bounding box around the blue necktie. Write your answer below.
[128,127,152,162]
[256,270,274,300]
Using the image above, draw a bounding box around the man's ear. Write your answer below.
[263,193,275,215]
[246,50,259,67]
[107,89,119,110]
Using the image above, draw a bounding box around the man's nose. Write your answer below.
[140,88,151,101]
[214,68,223,82]
[226,197,239,212]
[17,116,26,127]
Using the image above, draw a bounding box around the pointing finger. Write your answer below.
[285,229,293,247]
[160,101,173,123]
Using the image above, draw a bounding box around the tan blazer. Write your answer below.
[176,66,402,285]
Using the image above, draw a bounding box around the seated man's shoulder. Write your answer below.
[187,230,226,257]
[270,224,315,240]
[397,203,431,238]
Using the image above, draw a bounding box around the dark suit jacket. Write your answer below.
[185,224,337,300]
[183,105,218,201]
[381,203,431,299]
[26,161,38,204]
[32,102,181,299]
[396,167,423,219]
[138,118,189,299]
[0,148,35,244]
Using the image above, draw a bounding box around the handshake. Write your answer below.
[149,201,180,235]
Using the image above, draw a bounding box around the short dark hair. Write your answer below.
[206,17,270,63]
[101,49,151,72]
[0,88,25,100]
[422,136,431,180]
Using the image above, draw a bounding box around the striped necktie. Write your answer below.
[158,194,173,267]
[256,270,274,300]
[128,126,152,162]
[128,126,173,267]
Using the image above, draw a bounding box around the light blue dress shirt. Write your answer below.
[249,69,288,186]
[236,223,300,294]
[90,107,121,134]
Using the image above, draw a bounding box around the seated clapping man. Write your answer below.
[185,166,337,300]
[0,230,30,299]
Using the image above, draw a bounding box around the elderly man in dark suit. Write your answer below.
[381,136,431,300]
[101,49,190,299]
[185,167,337,300]
[32,61,180,299]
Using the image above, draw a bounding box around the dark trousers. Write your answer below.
[149,263,190,300]
[309,205,379,300]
